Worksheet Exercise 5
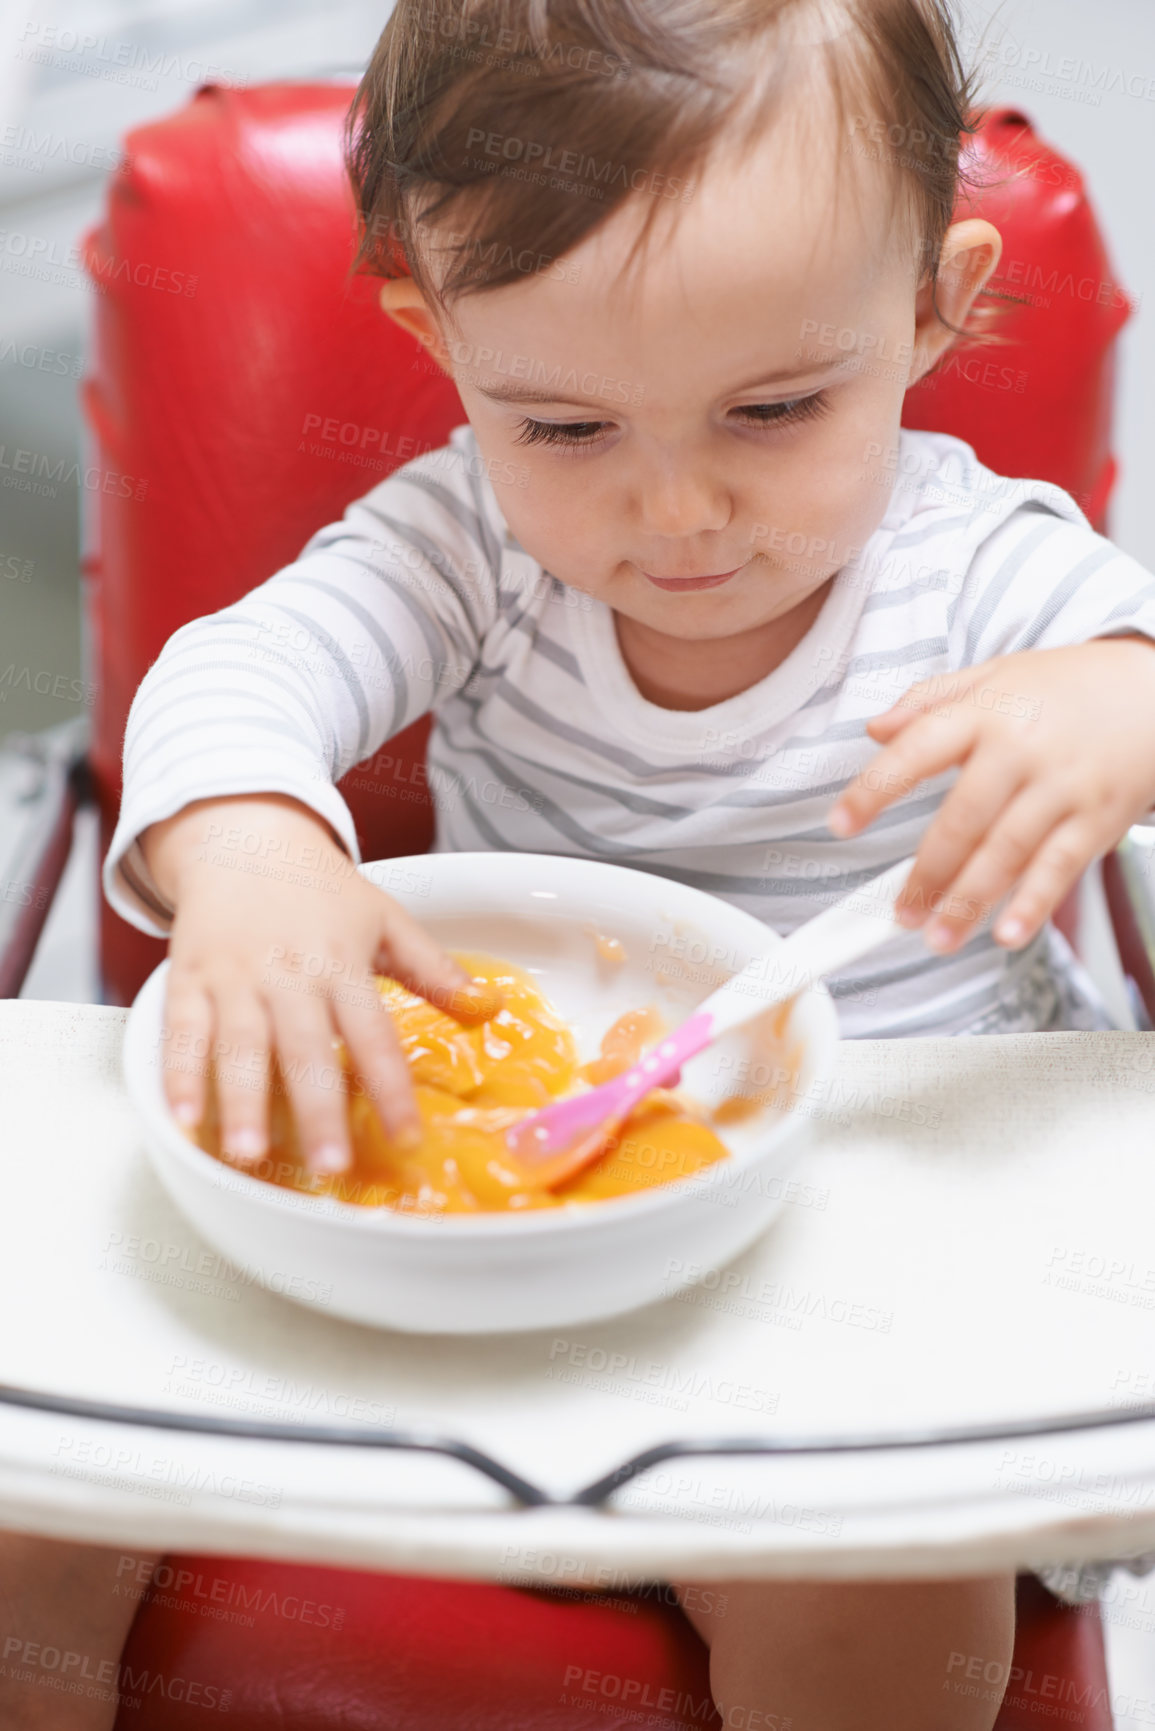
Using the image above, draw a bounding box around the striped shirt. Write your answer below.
[105,423,1155,1038]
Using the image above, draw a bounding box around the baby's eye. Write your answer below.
[513,418,610,449]
[732,392,831,429]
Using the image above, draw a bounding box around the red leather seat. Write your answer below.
[112,1558,1113,1730]
[84,84,1128,1731]
[113,1561,720,1730]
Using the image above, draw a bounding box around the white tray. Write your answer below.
[4,1000,1155,1584]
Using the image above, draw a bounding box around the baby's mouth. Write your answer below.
[639,565,744,593]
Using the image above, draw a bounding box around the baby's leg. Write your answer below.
[0,1531,159,1730]
[676,1573,1015,1731]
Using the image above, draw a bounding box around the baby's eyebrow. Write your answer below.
[474,382,616,408]
[474,357,844,412]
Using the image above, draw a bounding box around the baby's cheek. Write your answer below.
[494,491,613,596]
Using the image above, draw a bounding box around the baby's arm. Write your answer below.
[105,443,502,1171]
[829,511,1155,951]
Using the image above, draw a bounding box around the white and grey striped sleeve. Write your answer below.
[102,448,500,937]
[948,504,1155,667]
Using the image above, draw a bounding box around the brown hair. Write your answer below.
[345,0,999,335]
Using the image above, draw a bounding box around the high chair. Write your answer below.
[77,88,1138,1015]
[3,80,1147,1731]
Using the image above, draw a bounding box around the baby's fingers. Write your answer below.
[829,708,977,838]
[334,988,420,1146]
[866,665,987,741]
[986,812,1097,951]
[212,992,272,1164]
[894,745,1026,929]
[268,996,353,1176]
[915,786,1083,953]
[375,899,502,1023]
[160,977,213,1134]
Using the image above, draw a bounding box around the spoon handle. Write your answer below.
[702,854,918,1039]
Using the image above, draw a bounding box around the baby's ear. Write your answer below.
[909,219,1003,386]
[378,280,453,370]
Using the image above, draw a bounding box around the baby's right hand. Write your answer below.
[140,793,493,1175]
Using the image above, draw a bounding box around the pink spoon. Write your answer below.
[504,856,918,1188]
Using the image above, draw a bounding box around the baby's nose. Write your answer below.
[637,465,731,537]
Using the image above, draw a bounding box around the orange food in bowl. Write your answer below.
[197,953,732,1214]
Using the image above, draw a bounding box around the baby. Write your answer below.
[8,0,1155,1726]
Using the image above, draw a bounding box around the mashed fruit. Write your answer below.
[196,952,733,1214]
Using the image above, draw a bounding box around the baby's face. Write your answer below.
[430,101,928,644]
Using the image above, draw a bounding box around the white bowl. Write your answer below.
[123,852,839,1334]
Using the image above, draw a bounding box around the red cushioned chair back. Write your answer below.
[904,107,1130,520]
[82,87,1131,1005]
[83,82,461,1003]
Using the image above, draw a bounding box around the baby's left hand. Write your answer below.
[826,637,1155,953]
